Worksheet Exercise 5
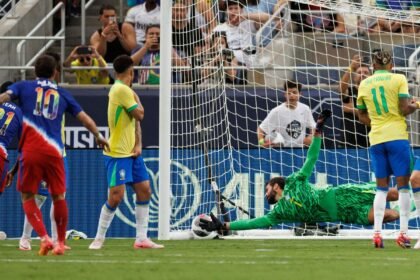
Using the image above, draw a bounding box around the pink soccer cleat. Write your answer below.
[88,238,104,250]
[373,233,384,249]
[38,236,54,256]
[396,233,411,249]
[52,242,65,255]
[133,239,164,249]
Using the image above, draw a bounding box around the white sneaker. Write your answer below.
[133,238,164,249]
[19,237,32,251]
[414,239,420,250]
[88,238,104,250]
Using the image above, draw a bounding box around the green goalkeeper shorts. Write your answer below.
[335,184,376,225]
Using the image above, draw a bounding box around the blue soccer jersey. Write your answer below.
[7,79,82,158]
[0,102,22,158]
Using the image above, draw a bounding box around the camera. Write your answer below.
[76,46,93,55]
[243,46,256,55]
[222,48,234,62]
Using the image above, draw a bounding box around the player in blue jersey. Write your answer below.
[0,55,109,256]
[0,81,22,196]
[357,50,420,249]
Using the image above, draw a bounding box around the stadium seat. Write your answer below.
[392,44,418,68]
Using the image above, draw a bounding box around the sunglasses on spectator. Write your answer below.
[79,56,91,63]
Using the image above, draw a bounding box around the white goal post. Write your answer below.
[158,0,420,240]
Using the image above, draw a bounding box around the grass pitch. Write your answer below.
[1,238,420,280]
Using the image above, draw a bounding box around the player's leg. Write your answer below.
[44,155,68,255]
[386,188,399,201]
[89,157,132,250]
[368,208,399,224]
[410,158,420,249]
[17,153,53,256]
[131,156,163,249]
[370,143,390,248]
[388,140,411,248]
[20,193,47,251]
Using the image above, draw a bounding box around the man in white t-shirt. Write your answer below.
[213,0,270,65]
[125,0,160,47]
[258,80,316,148]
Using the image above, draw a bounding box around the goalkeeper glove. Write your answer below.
[199,213,224,232]
[315,109,332,133]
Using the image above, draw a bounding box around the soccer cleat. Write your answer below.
[38,236,54,256]
[88,238,104,250]
[372,233,384,249]
[414,239,420,250]
[52,242,65,255]
[133,239,164,249]
[19,237,32,251]
[396,233,411,249]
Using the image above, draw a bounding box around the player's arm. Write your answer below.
[0,91,11,104]
[357,108,371,126]
[76,111,109,151]
[299,110,331,178]
[130,92,144,121]
[200,212,279,232]
[132,120,142,157]
[399,96,418,116]
[5,160,18,187]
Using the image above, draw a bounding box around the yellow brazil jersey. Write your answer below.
[357,70,410,146]
[71,58,110,85]
[104,80,138,157]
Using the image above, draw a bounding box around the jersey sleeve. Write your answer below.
[61,89,83,117]
[7,81,22,100]
[398,75,410,98]
[120,89,138,112]
[125,7,135,23]
[298,136,321,178]
[306,107,316,129]
[259,109,276,133]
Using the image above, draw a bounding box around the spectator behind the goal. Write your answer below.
[257,80,316,148]
[371,0,420,33]
[125,0,160,48]
[90,4,136,64]
[181,0,217,37]
[201,31,247,85]
[339,54,370,148]
[290,1,346,33]
[64,45,110,85]
[172,1,205,60]
[131,25,188,84]
[213,0,270,66]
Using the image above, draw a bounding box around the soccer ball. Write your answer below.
[191,214,218,240]
[0,231,6,240]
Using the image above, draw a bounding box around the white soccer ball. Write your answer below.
[191,214,218,240]
[0,231,7,240]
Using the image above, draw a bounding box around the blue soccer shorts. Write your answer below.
[414,158,420,171]
[104,155,149,188]
[369,139,411,178]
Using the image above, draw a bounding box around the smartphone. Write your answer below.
[109,16,116,24]
[76,46,92,55]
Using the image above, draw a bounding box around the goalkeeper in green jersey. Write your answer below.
[200,110,400,232]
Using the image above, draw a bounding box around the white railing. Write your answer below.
[14,2,66,81]
[0,0,17,19]
[255,2,290,46]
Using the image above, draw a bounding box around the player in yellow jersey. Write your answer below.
[89,55,163,250]
[357,50,420,249]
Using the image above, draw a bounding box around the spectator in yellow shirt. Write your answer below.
[64,46,110,84]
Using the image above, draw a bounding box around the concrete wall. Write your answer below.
[0,0,53,82]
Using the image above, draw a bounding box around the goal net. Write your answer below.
[159,0,420,239]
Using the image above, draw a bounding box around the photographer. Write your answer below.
[131,25,188,85]
[201,31,246,84]
[64,45,110,85]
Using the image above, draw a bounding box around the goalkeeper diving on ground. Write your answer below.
[199,110,401,233]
